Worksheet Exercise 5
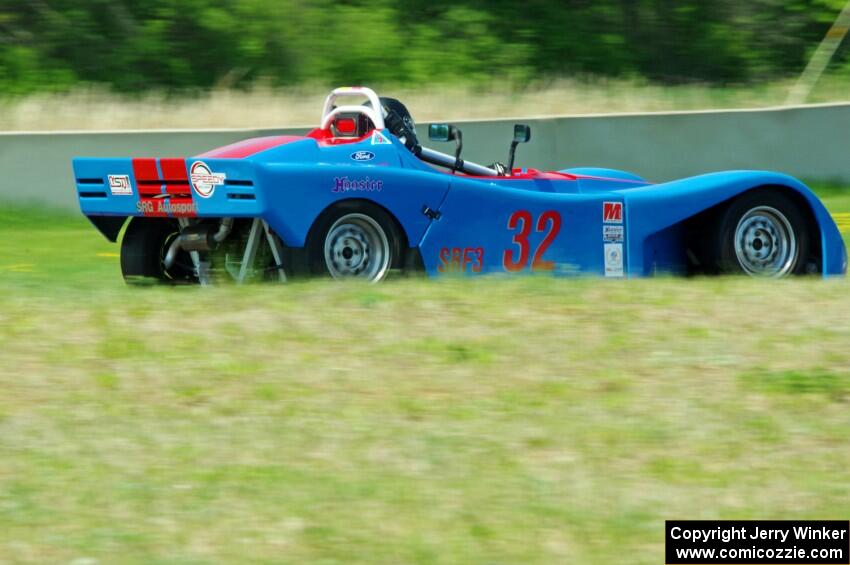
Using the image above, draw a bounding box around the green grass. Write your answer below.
[0,206,119,287]
[811,183,850,217]
[0,190,849,564]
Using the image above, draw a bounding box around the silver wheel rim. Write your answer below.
[323,213,391,281]
[733,206,797,277]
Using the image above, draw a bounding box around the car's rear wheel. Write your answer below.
[120,218,196,284]
[308,203,402,282]
[712,190,810,277]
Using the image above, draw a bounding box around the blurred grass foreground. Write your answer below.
[2,275,850,563]
[0,202,849,563]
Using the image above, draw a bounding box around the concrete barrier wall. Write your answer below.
[2,102,848,210]
[443,103,850,185]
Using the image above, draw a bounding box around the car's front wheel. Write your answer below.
[712,189,811,277]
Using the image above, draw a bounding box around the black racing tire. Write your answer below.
[120,218,196,285]
[711,189,811,277]
[307,202,403,281]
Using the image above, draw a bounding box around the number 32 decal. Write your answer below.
[502,210,562,272]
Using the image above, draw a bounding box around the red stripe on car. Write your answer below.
[197,135,305,159]
[159,158,196,218]
[132,158,167,217]
[132,158,161,193]
[159,158,189,193]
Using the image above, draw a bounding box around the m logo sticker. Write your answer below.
[603,201,623,224]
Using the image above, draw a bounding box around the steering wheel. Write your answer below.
[369,97,419,150]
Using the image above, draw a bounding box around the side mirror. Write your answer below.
[429,123,464,173]
[513,124,531,144]
[508,123,531,171]
[429,123,459,143]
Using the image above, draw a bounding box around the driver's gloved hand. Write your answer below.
[489,162,508,176]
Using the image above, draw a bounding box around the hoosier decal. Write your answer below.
[333,176,383,193]
[603,225,624,242]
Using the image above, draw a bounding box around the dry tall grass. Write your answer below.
[3,77,850,132]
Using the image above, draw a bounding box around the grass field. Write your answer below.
[0,190,849,564]
[5,76,850,132]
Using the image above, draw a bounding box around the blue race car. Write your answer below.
[73,87,847,284]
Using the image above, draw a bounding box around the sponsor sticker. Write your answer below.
[370,130,391,145]
[350,150,375,162]
[190,161,226,198]
[603,201,623,224]
[333,176,383,193]
[604,243,624,277]
[108,175,132,196]
[603,225,624,242]
[136,199,197,216]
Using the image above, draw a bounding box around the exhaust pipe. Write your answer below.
[212,217,234,243]
[164,218,234,270]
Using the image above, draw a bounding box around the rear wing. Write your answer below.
[73,157,263,238]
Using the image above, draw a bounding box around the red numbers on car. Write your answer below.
[503,210,532,272]
[532,211,561,271]
[502,210,562,272]
[438,247,484,273]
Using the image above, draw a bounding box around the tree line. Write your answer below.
[0,0,847,95]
